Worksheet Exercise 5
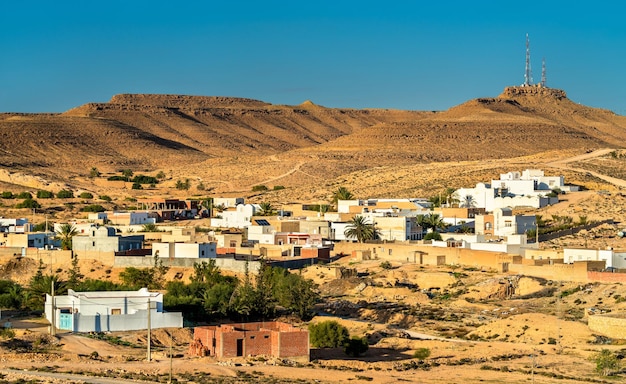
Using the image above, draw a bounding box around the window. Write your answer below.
[201,250,205,256]
[111,308,121,315]
[230,240,237,247]
[504,221,512,227]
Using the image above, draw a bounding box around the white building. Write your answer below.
[213,197,244,209]
[107,211,156,226]
[360,214,423,241]
[455,169,567,212]
[211,204,258,228]
[564,248,626,270]
[247,219,276,244]
[337,198,431,215]
[45,288,183,332]
[0,218,30,233]
[152,242,216,259]
[72,226,144,253]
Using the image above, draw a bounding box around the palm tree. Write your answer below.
[258,202,275,216]
[55,223,78,250]
[332,186,354,205]
[344,216,379,243]
[142,223,161,232]
[417,213,446,233]
[459,195,477,208]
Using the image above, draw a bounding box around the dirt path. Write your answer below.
[545,148,626,188]
[0,368,153,384]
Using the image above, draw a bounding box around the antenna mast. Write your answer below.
[524,33,533,86]
[541,57,546,87]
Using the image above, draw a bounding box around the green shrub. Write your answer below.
[0,191,13,199]
[344,336,369,357]
[16,199,40,209]
[0,327,16,340]
[89,167,101,178]
[56,189,74,198]
[413,347,431,360]
[175,179,190,190]
[16,192,32,199]
[380,261,392,269]
[309,320,349,348]
[273,185,285,190]
[252,185,269,192]
[592,349,620,376]
[131,175,158,184]
[99,195,112,202]
[131,183,143,190]
[107,175,127,181]
[37,190,54,199]
[81,204,106,213]
[79,192,94,199]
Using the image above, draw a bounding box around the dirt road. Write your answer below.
[546,148,626,188]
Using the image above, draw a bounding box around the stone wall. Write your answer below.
[588,314,626,339]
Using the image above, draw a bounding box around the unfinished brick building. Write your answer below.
[189,321,309,362]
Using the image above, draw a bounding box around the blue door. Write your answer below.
[59,313,72,330]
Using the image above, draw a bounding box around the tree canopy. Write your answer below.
[344,215,379,243]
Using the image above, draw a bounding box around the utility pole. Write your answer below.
[168,331,173,383]
[50,280,56,336]
[147,298,151,362]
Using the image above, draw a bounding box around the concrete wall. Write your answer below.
[333,242,515,270]
[72,310,182,332]
[588,314,626,339]
[508,261,596,283]
[114,255,261,274]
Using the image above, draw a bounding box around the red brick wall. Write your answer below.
[588,271,626,283]
[191,322,308,360]
[277,330,309,358]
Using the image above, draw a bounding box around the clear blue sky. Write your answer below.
[2,1,625,114]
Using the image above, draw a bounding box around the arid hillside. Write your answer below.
[0,87,625,201]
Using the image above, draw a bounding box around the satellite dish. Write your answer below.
[618,231,625,238]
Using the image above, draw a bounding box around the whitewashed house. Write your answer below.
[152,242,216,259]
[45,288,182,332]
[211,204,258,228]
[247,219,276,244]
[564,248,626,270]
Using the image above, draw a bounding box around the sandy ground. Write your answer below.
[2,260,625,383]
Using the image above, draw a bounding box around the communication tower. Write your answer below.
[524,33,533,86]
[541,57,546,87]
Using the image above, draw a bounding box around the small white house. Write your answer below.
[152,242,217,259]
[564,248,626,270]
[211,204,257,228]
[247,219,276,244]
[45,288,182,333]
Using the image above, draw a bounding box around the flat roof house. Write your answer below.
[45,288,183,332]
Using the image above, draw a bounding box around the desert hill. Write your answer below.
[1,88,625,200]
